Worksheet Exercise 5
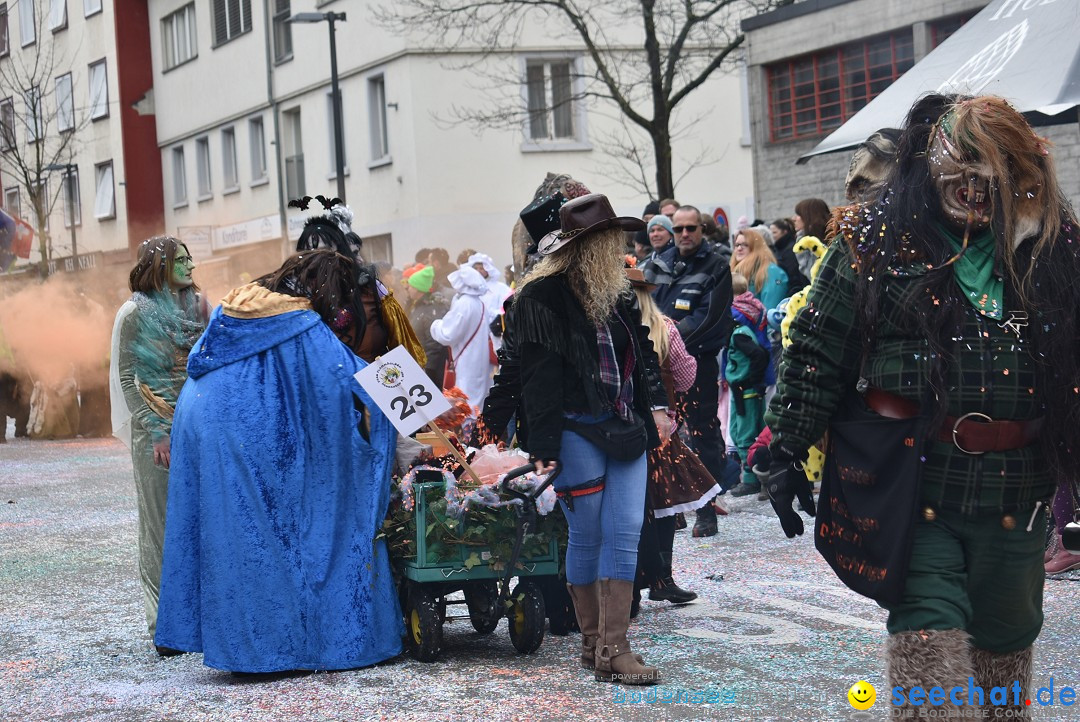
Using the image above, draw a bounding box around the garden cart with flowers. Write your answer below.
[386,455,564,663]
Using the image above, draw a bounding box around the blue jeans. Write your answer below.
[554,427,647,585]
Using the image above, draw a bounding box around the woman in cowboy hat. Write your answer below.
[514,193,671,685]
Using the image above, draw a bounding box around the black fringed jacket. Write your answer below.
[514,275,668,461]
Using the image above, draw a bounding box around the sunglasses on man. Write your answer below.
[672,225,699,234]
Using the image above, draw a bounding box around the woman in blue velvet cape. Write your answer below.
[155,251,404,672]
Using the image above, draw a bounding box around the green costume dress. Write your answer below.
[111,290,206,637]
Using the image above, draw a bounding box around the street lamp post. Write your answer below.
[44,162,78,269]
[289,12,347,203]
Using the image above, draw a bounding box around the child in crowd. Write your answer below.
[724,273,772,499]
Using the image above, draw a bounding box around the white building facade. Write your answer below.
[0,0,142,277]
[149,0,758,295]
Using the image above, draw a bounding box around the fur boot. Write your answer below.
[971,646,1034,718]
[886,630,974,719]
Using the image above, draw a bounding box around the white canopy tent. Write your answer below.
[798,0,1080,163]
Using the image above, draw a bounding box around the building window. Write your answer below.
[83,0,102,17]
[212,0,251,47]
[162,4,197,70]
[766,29,914,142]
[24,86,43,142]
[249,115,267,182]
[0,4,10,58]
[4,186,20,217]
[48,0,67,32]
[172,146,187,206]
[930,12,978,50]
[221,126,238,190]
[55,73,73,132]
[94,161,114,219]
[19,0,34,46]
[326,90,348,177]
[62,166,80,227]
[282,108,304,199]
[195,136,211,198]
[367,75,389,163]
[272,0,291,63]
[88,59,108,119]
[524,59,578,142]
[0,97,13,151]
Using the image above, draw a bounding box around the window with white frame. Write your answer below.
[0,97,13,151]
[4,186,20,217]
[212,0,251,46]
[272,0,291,63]
[221,126,238,190]
[367,75,389,163]
[19,0,34,46]
[162,3,197,70]
[55,73,73,132]
[88,60,108,119]
[24,86,43,142]
[195,136,211,198]
[524,58,581,143]
[49,0,67,32]
[326,90,348,177]
[249,115,267,182]
[0,4,10,57]
[83,0,102,17]
[34,179,49,231]
[172,146,187,205]
[62,166,80,227]
[94,161,114,219]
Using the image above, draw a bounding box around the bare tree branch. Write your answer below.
[375,0,791,197]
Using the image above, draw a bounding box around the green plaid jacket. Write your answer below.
[765,238,1054,514]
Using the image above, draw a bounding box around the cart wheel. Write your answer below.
[507,581,546,654]
[403,586,443,662]
[464,581,500,634]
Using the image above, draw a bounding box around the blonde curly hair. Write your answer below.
[519,228,629,325]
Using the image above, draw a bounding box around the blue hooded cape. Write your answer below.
[154,304,403,672]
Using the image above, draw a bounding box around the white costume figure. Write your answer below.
[430,266,496,408]
[468,253,512,326]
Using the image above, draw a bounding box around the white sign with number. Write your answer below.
[354,345,451,436]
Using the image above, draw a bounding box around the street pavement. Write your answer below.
[2,432,1078,722]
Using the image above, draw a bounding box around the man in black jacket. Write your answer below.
[642,205,733,537]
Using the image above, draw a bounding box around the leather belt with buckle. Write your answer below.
[862,388,1043,455]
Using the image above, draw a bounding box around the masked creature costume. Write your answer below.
[766,94,1080,718]
[154,283,403,672]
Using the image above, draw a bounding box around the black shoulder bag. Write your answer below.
[814,383,927,605]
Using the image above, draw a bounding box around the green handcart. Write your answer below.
[393,463,562,662]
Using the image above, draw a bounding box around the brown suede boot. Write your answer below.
[886,630,974,719]
[594,578,660,685]
[971,645,1034,718]
[566,582,600,669]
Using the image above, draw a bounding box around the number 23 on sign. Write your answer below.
[354,345,452,436]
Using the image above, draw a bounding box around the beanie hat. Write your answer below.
[643,200,661,217]
[406,265,435,294]
[646,215,674,237]
[736,215,751,231]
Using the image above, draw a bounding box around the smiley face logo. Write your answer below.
[847,680,876,710]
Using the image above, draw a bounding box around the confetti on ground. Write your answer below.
[2,429,1078,721]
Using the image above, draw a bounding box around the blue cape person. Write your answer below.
[155,287,403,672]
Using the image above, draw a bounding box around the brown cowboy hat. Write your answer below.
[537,193,645,256]
[625,267,657,291]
